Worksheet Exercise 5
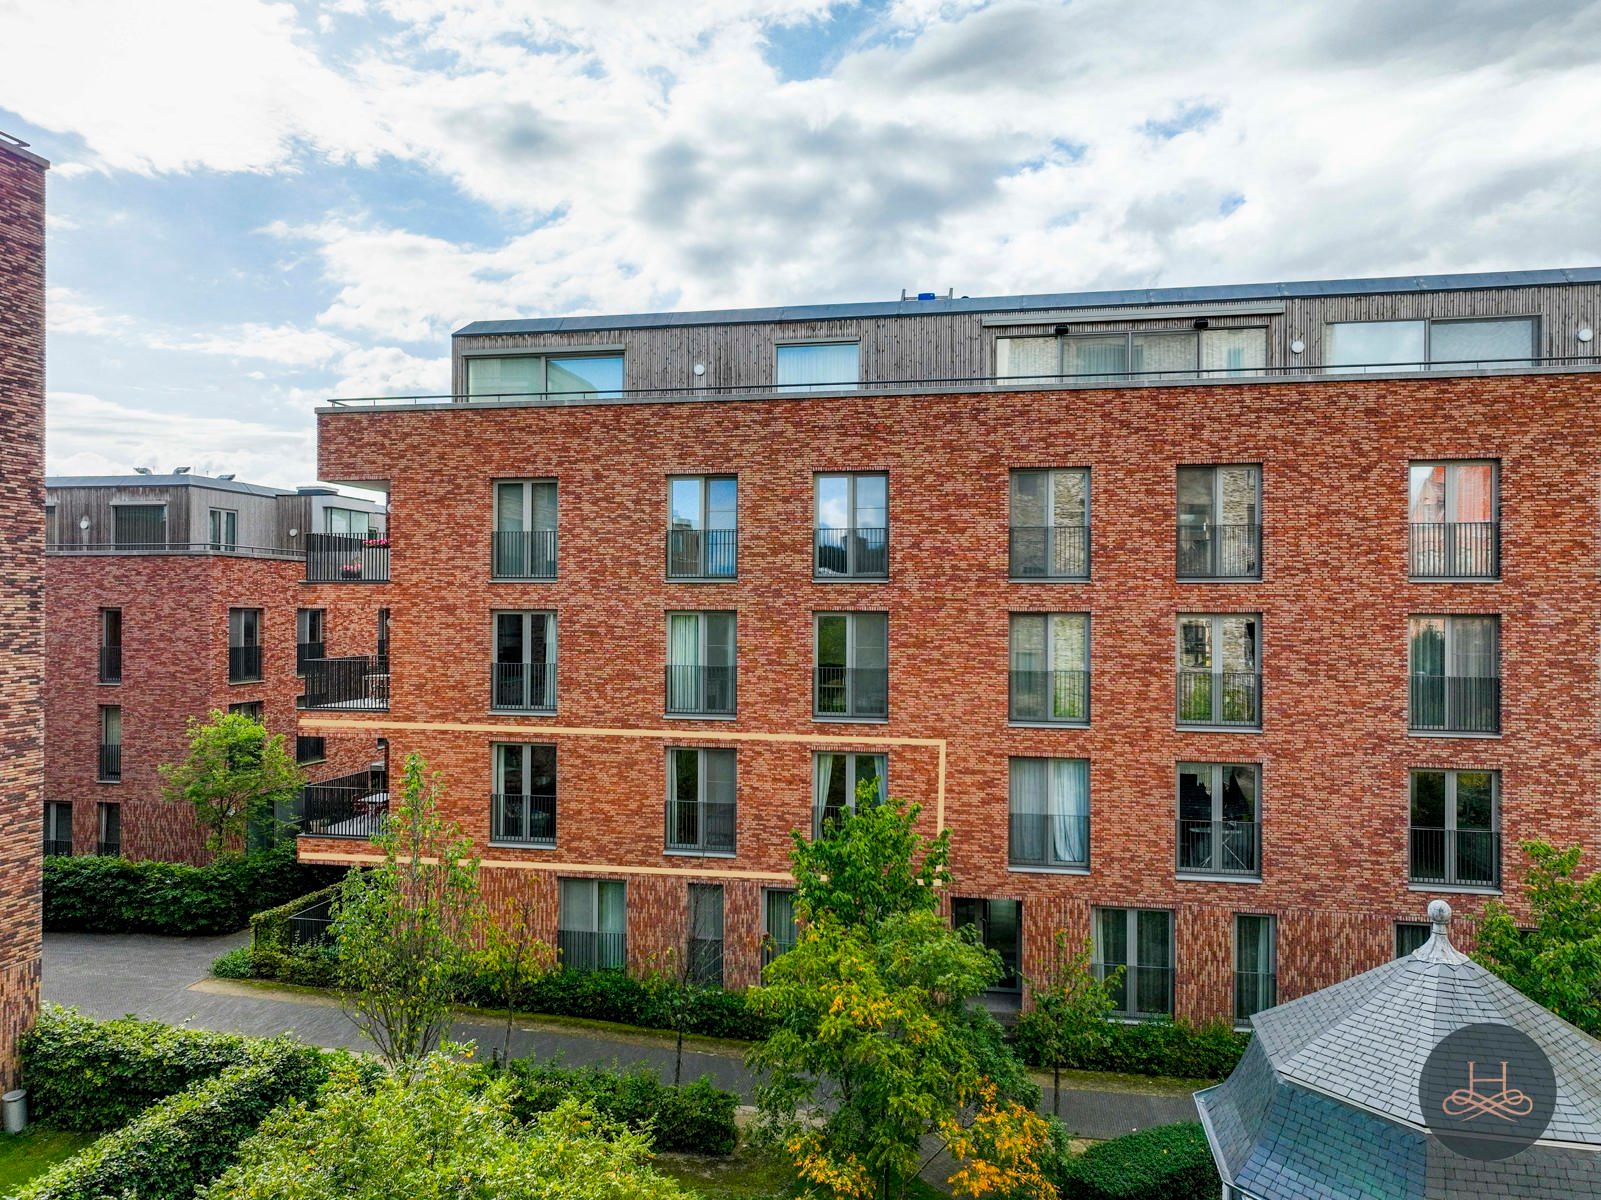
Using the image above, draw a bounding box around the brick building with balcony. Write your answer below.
[299,267,1601,1025]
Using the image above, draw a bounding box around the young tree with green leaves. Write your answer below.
[159,709,304,855]
[477,889,557,1066]
[1013,931,1120,1117]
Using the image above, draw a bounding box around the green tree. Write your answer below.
[790,789,952,934]
[477,890,557,1066]
[159,709,304,855]
[332,753,483,1076]
[1013,932,1120,1117]
[1474,841,1601,1035]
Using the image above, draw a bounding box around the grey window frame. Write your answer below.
[774,339,861,392]
[1407,613,1500,734]
[1325,316,1539,370]
[813,471,888,580]
[1006,756,1090,871]
[762,887,799,964]
[207,507,238,551]
[44,801,72,854]
[1093,906,1175,1020]
[492,479,559,580]
[556,877,627,971]
[492,741,558,848]
[492,610,557,713]
[1175,464,1262,580]
[811,750,887,838]
[667,474,738,580]
[687,883,725,987]
[465,352,625,400]
[665,746,737,856]
[1175,761,1261,879]
[1008,612,1090,725]
[1407,459,1500,580]
[1008,467,1091,580]
[1408,768,1501,889]
[111,503,167,549]
[1395,922,1431,958]
[1175,613,1261,729]
[1233,913,1277,1026]
[97,801,121,856]
[665,610,736,716]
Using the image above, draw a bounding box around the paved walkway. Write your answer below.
[42,932,1196,1140]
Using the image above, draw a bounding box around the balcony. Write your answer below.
[1408,674,1500,734]
[814,527,887,579]
[1009,669,1090,725]
[666,799,736,854]
[300,655,390,711]
[1176,670,1261,728]
[1409,522,1500,580]
[491,792,556,847]
[305,533,390,583]
[1008,812,1090,871]
[43,839,72,857]
[1234,970,1277,1024]
[98,645,121,684]
[1008,525,1090,580]
[557,929,626,972]
[299,769,388,839]
[1409,826,1501,889]
[296,640,325,675]
[491,530,557,580]
[1177,819,1260,877]
[665,665,736,717]
[98,743,121,782]
[667,528,737,580]
[228,644,262,684]
[1176,524,1261,580]
[814,666,888,720]
[491,661,557,713]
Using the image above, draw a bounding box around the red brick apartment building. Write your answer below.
[299,268,1601,1025]
[0,131,48,1084]
[44,475,388,862]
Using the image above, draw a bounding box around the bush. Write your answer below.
[497,1061,738,1155]
[1051,1123,1219,1200]
[247,883,341,987]
[210,947,254,980]
[1015,1017,1248,1082]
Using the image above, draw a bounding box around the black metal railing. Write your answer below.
[296,640,325,675]
[1177,819,1260,876]
[1096,963,1175,1020]
[43,839,72,857]
[305,533,390,582]
[664,665,736,716]
[96,840,120,857]
[299,770,389,839]
[1408,674,1500,734]
[557,929,627,972]
[98,743,121,782]
[98,645,121,684]
[1008,524,1090,579]
[492,792,557,847]
[688,937,725,987]
[491,530,558,580]
[228,644,262,683]
[667,528,738,579]
[1234,971,1277,1024]
[1409,827,1501,888]
[1009,669,1090,724]
[1176,524,1261,579]
[667,800,737,854]
[491,661,557,712]
[814,527,888,578]
[287,899,335,947]
[1176,670,1261,727]
[300,655,389,710]
[814,666,889,719]
[1409,522,1500,579]
[1007,812,1090,870]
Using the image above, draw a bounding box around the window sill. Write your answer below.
[1176,873,1262,885]
[488,841,557,851]
[96,680,121,687]
[490,708,559,717]
[811,575,889,584]
[489,575,558,584]
[1175,724,1262,734]
[666,576,740,585]
[1408,576,1500,585]
[664,849,737,859]
[1008,720,1091,730]
[1407,729,1502,739]
[1175,576,1263,585]
[1008,575,1092,585]
[663,712,738,722]
[297,758,327,768]
[96,778,122,786]
[228,679,264,687]
[1407,882,1502,895]
[1008,864,1091,876]
[812,715,890,725]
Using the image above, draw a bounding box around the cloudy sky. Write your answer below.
[4,0,1599,488]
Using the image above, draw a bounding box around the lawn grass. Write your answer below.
[654,1147,946,1199]
[0,1126,98,1190]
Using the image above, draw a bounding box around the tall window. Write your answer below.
[98,608,122,684]
[763,888,798,965]
[1234,915,1277,1024]
[1408,461,1499,579]
[814,612,888,719]
[493,480,558,579]
[1410,769,1499,889]
[325,506,372,537]
[208,508,238,552]
[1408,615,1500,734]
[1008,757,1089,870]
[44,802,72,857]
[1009,614,1089,724]
[228,608,262,683]
[1177,763,1260,878]
[1176,465,1261,579]
[1009,468,1089,579]
[666,747,736,854]
[997,328,1267,381]
[668,476,737,579]
[1326,317,1536,372]
[814,473,888,579]
[112,504,166,550]
[98,706,121,782]
[558,878,626,971]
[776,341,859,391]
[666,612,736,716]
[296,608,325,675]
[97,802,121,857]
[687,884,725,987]
[1176,614,1260,728]
[493,742,557,848]
[813,751,886,837]
[952,898,1022,992]
[1094,907,1174,1019]
[493,611,556,712]
[467,354,623,400]
[376,608,390,662]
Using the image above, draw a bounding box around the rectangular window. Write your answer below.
[467,354,624,401]
[324,507,371,538]
[666,747,736,854]
[1408,615,1500,734]
[1009,468,1089,579]
[1408,461,1499,579]
[208,508,238,552]
[492,611,557,712]
[1094,907,1174,1019]
[1233,914,1277,1024]
[665,612,735,716]
[97,802,121,857]
[952,898,1022,992]
[1176,614,1260,728]
[228,701,263,720]
[1326,317,1536,372]
[763,888,798,965]
[687,884,725,987]
[1176,465,1261,579]
[814,612,889,719]
[296,608,325,676]
[493,480,559,579]
[999,328,1266,382]
[99,608,122,684]
[1410,769,1500,889]
[493,742,557,847]
[44,802,72,856]
[1008,757,1089,870]
[814,472,888,578]
[1177,763,1261,878]
[98,706,121,782]
[776,341,859,391]
[667,476,738,579]
[1395,922,1432,958]
[112,504,166,550]
[1009,614,1089,724]
[228,608,263,683]
[376,608,390,662]
[813,751,887,837]
[295,735,327,765]
[557,878,626,971]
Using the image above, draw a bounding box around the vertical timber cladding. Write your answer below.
[0,137,48,1086]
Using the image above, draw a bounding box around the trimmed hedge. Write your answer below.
[246,882,341,986]
[497,1061,738,1155]
[474,968,775,1042]
[1014,1017,1248,1082]
[1051,1123,1220,1200]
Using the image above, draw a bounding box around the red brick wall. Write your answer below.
[307,371,1601,1020]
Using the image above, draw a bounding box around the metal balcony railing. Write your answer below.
[1176,669,1261,728]
[1234,970,1278,1023]
[1176,524,1261,579]
[305,533,390,582]
[96,840,121,858]
[492,792,557,847]
[1007,812,1090,870]
[1408,674,1501,734]
[299,770,389,839]
[1008,524,1090,580]
[557,929,627,972]
[664,665,736,716]
[491,661,557,712]
[300,655,390,711]
[98,743,121,782]
[814,666,889,719]
[43,839,72,857]
[666,800,736,854]
[666,528,737,579]
[1409,522,1500,579]
[228,644,262,683]
[1009,668,1090,724]
[1095,963,1175,1019]
[296,640,325,675]
[491,530,557,580]
[1409,827,1501,888]
[99,645,121,684]
[1177,819,1261,877]
[814,527,888,578]
[286,898,335,947]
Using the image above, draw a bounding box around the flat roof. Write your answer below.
[0,132,49,170]
[455,266,1601,338]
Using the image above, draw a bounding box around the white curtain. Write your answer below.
[814,753,836,831]
[560,878,593,932]
[1199,328,1267,375]
[1050,758,1088,864]
[776,343,859,391]
[995,336,1059,381]
[668,614,699,709]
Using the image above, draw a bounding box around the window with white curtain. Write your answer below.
[666,747,736,854]
[558,878,627,971]
[1408,614,1500,733]
[1008,756,1089,870]
[763,888,798,964]
[666,612,736,715]
[1008,614,1090,723]
[998,328,1266,382]
[1407,460,1499,579]
[776,342,859,391]
[813,751,886,837]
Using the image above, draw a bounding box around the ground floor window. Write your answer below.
[558,878,626,971]
[1094,907,1174,1019]
[44,801,72,857]
[1233,914,1276,1024]
[97,802,121,857]
[687,884,725,987]
[1395,922,1431,958]
[762,888,798,967]
[952,897,1022,992]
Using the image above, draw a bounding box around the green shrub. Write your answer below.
[497,1061,737,1155]
[1052,1123,1219,1200]
[210,947,254,980]
[1015,1017,1248,1082]
[247,883,341,986]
